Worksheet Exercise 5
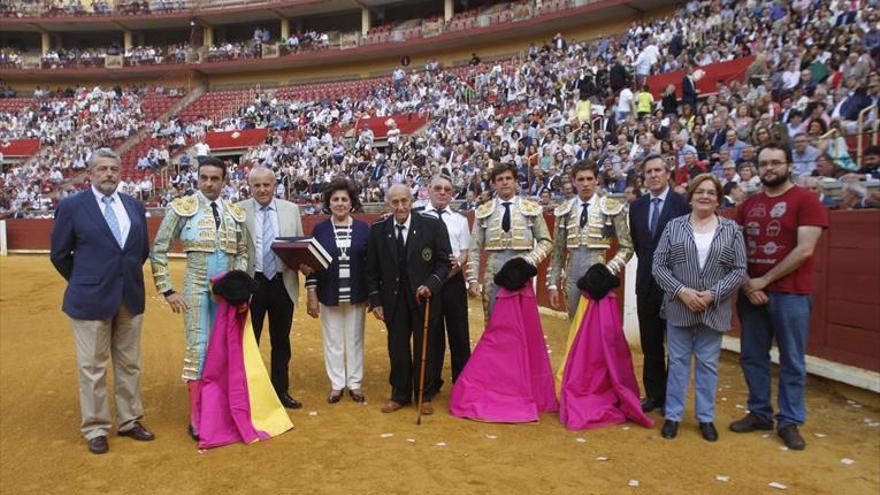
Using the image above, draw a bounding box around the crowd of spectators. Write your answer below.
[2,0,879,218]
[1,0,187,17]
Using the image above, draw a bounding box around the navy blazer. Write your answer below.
[50,190,150,320]
[629,189,690,296]
[306,217,370,306]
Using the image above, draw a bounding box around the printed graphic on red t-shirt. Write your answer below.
[736,186,828,294]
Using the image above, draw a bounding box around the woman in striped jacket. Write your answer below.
[652,173,747,442]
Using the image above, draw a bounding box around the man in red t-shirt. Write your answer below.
[730,144,828,451]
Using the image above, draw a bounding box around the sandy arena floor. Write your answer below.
[1,255,878,494]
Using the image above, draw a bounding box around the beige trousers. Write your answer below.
[70,304,145,440]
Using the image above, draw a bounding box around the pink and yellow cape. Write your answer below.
[556,292,654,430]
[449,285,558,423]
[194,291,293,449]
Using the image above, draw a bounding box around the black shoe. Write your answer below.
[118,422,155,442]
[278,393,302,409]
[699,422,718,442]
[88,436,109,454]
[641,397,664,413]
[327,389,343,404]
[187,424,199,442]
[661,420,679,439]
[729,413,773,433]
[777,424,806,450]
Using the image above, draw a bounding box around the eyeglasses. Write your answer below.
[757,160,788,169]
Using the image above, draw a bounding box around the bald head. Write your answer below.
[248,166,277,206]
[386,184,413,223]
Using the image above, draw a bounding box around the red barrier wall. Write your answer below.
[646,55,755,99]
[6,209,878,372]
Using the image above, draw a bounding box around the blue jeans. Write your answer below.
[737,293,812,427]
[665,323,723,423]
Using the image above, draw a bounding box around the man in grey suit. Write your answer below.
[238,166,304,409]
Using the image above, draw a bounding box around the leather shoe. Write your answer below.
[349,389,366,403]
[778,424,806,450]
[118,422,155,442]
[278,393,302,409]
[420,401,434,415]
[327,389,343,404]
[381,400,405,413]
[187,425,199,442]
[661,420,678,439]
[729,413,773,433]
[641,397,664,413]
[699,422,718,442]
[88,436,109,454]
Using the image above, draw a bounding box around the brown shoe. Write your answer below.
[118,422,155,441]
[88,436,109,455]
[420,401,434,415]
[729,413,773,433]
[381,400,405,413]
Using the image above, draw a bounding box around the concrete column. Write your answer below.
[41,32,50,54]
[202,24,214,46]
[281,18,290,39]
[444,0,454,21]
[123,29,133,51]
[361,7,371,35]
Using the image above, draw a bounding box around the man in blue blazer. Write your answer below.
[50,148,154,455]
[629,154,690,413]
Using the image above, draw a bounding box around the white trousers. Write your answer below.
[320,302,366,391]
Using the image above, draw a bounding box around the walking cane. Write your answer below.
[416,298,431,426]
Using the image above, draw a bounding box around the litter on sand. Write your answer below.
[576,437,586,443]
[814,433,827,438]
[596,456,609,461]
[715,475,730,482]
[380,433,394,439]
[486,435,498,440]
[308,411,318,416]
[435,442,447,447]
[841,458,855,465]
[768,482,787,490]
[628,480,640,487]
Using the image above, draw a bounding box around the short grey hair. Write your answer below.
[87,148,121,169]
[248,166,276,183]
[641,153,670,171]
[429,173,454,189]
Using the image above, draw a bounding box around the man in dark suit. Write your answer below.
[50,148,155,455]
[681,66,698,111]
[366,184,452,415]
[628,153,690,413]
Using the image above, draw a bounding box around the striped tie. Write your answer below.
[101,196,124,247]
[262,206,277,280]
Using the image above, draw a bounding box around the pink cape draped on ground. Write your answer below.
[196,301,271,449]
[559,292,654,430]
[449,284,558,423]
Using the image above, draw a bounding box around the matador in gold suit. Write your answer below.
[467,195,552,320]
[150,191,248,381]
[548,193,633,319]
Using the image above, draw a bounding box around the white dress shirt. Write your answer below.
[576,193,597,223]
[394,214,412,244]
[92,185,131,244]
[422,203,470,257]
[254,198,280,273]
[648,186,670,229]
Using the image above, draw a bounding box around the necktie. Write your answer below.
[101,196,123,247]
[649,197,661,237]
[396,224,406,262]
[579,202,589,228]
[437,208,446,220]
[210,202,221,229]
[262,206,277,280]
[501,201,512,232]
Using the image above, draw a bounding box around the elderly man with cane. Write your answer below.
[366,184,452,418]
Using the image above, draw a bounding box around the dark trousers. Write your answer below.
[251,272,294,396]
[386,292,442,404]
[636,284,667,403]
[434,273,471,383]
